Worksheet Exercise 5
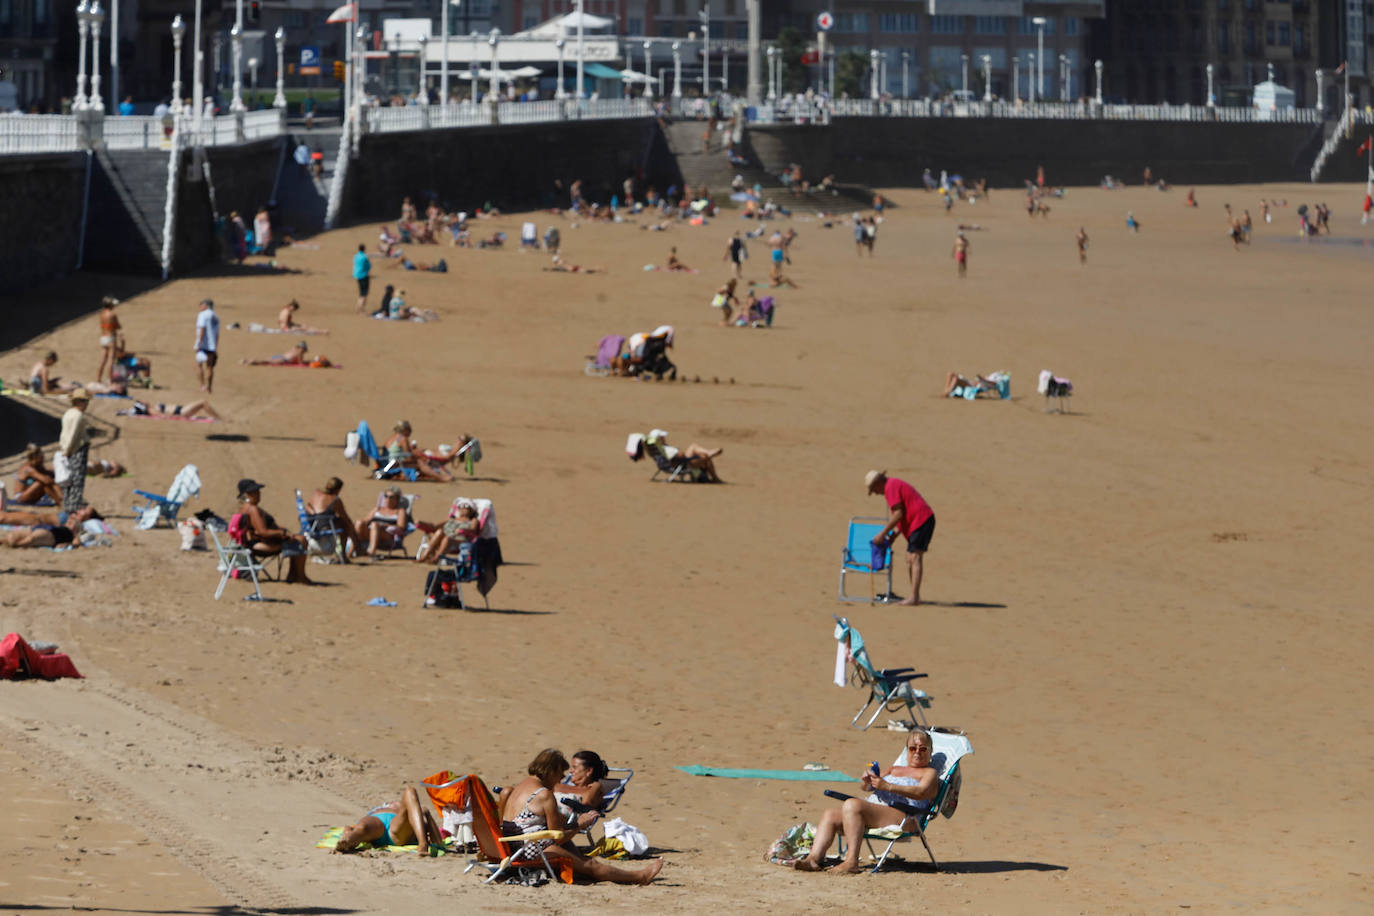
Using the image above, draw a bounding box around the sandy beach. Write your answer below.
[2,178,1372,913]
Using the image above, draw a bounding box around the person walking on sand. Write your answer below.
[194,298,220,393]
[96,296,121,383]
[353,243,372,313]
[865,470,935,606]
[1076,227,1089,265]
[952,231,969,278]
[724,230,746,278]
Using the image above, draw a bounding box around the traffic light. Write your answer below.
[333,60,345,82]
[248,1,260,24]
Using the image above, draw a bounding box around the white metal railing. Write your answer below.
[1310,107,1358,181]
[0,113,81,154]
[102,115,169,149]
[728,96,1324,125]
[243,109,285,140]
[358,96,652,134]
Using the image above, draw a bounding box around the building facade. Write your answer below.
[1088,0,1363,109]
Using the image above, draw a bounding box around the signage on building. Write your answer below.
[816,12,833,31]
[300,46,322,76]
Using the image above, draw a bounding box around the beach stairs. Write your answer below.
[83,147,169,274]
[271,129,339,239]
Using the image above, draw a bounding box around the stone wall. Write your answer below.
[338,118,680,223]
[0,152,87,291]
[747,117,1325,188]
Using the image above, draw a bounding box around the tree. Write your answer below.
[775,25,809,93]
[834,50,869,98]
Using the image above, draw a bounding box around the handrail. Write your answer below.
[323,113,351,230]
[159,113,183,279]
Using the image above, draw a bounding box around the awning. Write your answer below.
[583,63,624,80]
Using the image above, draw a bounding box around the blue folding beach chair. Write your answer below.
[348,420,418,482]
[824,730,973,872]
[834,616,932,730]
[295,488,346,563]
[839,517,896,603]
[132,464,201,529]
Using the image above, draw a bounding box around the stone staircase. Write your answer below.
[84,147,170,274]
[272,129,339,238]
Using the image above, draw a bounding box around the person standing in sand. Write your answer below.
[866,470,935,606]
[1076,227,1089,265]
[96,296,121,383]
[194,298,219,393]
[724,231,747,278]
[952,231,969,278]
[353,243,372,313]
[59,389,93,513]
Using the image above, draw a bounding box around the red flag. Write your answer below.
[1335,61,1347,75]
[1358,135,1372,158]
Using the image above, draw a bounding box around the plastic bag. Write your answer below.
[178,518,206,551]
[602,818,649,857]
[53,451,71,484]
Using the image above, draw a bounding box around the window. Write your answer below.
[1279,22,1290,44]
[931,15,963,35]
[879,13,919,33]
[1065,17,1080,37]
[656,19,676,36]
[0,0,13,26]
[1219,22,1230,52]
[1246,21,1257,51]
[523,12,540,29]
[1266,20,1275,44]
[974,16,1005,35]
[834,12,869,33]
[1295,23,1305,53]
[627,17,643,34]
[735,22,747,39]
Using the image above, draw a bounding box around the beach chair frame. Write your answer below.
[644,441,702,483]
[208,525,265,601]
[559,766,634,846]
[839,516,897,603]
[835,616,933,730]
[295,488,346,564]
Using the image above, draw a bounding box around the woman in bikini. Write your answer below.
[498,749,663,884]
[120,400,220,420]
[237,478,312,584]
[794,729,939,873]
[414,502,479,565]
[334,786,445,857]
[354,485,410,559]
[28,352,72,394]
[381,422,451,482]
[277,300,328,334]
[96,297,121,383]
[242,341,309,365]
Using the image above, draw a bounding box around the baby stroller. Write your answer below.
[639,334,677,380]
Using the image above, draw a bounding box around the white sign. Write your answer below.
[816,11,834,31]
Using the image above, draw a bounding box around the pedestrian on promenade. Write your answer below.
[865,470,935,607]
[353,244,372,313]
[59,388,92,513]
[194,298,220,393]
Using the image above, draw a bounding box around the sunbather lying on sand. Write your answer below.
[498,749,663,884]
[544,256,606,274]
[117,399,220,419]
[942,372,1000,398]
[795,729,938,874]
[242,341,309,365]
[0,505,101,528]
[334,786,445,857]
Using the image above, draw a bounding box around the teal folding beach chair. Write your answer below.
[825,730,973,872]
[295,488,346,564]
[839,517,897,603]
[834,616,932,730]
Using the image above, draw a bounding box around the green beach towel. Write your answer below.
[314,826,457,855]
[676,766,855,781]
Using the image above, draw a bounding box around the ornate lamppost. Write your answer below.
[89,1,105,113]
[555,38,566,99]
[273,27,287,109]
[171,15,186,113]
[982,54,992,102]
[643,40,653,99]
[673,41,682,99]
[230,24,245,112]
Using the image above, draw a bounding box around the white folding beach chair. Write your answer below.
[208,524,265,601]
[132,463,201,529]
[827,730,973,872]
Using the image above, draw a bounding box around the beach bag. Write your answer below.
[53,451,71,484]
[602,818,649,856]
[178,518,206,551]
[764,822,815,866]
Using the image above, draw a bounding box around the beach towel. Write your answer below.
[675,766,855,781]
[596,335,626,369]
[246,361,342,369]
[0,633,82,680]
[313,825,457,855]
[355,421,380,464]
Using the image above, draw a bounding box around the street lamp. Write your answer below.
[1012,55,1019,101]
[273,27,286,109]
[871,49,880,100]
[575,0,585,100]
[1032,16,1046,99]
[469,30,478,102]
[643,40,653,99]
[418,34,428,104]
[982,54,992,102]
[1205,62,1214,108]
[699,2,710,97]
[170,15,186,113]
[74,0,90,111]
[230,24,244,112]
[721,45,728,92]
[248,56,259,108]
[1094,58,1103,105]
[1059,53,1068,102]
[89,1,105,113]
[765,45,773,101]
[673,41,682,99]
[191,0,203,133]
[960,53,968,97]
[355,25,367,107]
[488,28,499,105]
[1315,68,1324,115]
[902,50,909,100]
[109,0,118,112]
[1028,52,1036,103]
[556,38,566,99]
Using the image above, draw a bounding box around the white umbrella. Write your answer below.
[509,66,543,78]
[557,10,613,30]
[619,68,659,84]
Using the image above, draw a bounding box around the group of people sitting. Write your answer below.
[335,748,663,885]
[596,326,676,380]
[710,280,777,328]
[2,444,123,509]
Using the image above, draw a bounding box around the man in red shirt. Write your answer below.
[865,470,935,606]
